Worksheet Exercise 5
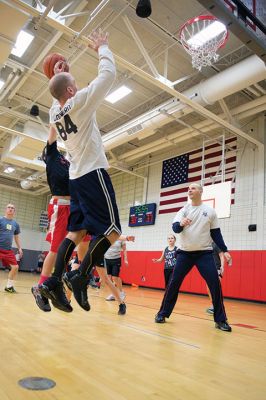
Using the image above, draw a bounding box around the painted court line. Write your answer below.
[96,313,200,349]
[121,323,200,349]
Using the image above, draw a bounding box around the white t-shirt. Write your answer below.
[49,45,116,179]
[173,203,219,251]
[105,240,125,259]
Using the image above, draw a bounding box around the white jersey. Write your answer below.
[173,203,219,251]
[49,45,116,179]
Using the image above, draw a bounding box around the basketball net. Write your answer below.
[179,16,228,71]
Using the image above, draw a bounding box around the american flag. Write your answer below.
[159,137,237,214]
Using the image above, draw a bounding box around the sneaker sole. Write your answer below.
[155,315,166,323]
[74,295,91,311]
[215,324,232,332]
[77,300,91,311]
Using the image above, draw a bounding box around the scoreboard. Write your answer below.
[128,203,156,227]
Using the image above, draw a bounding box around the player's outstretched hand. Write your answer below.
[126,235,135,242]
[88,29,109,52]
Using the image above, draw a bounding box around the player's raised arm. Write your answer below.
[47,125,58,145]
[79,29,116,110]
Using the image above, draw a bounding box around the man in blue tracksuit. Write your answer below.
[155,183,233,332]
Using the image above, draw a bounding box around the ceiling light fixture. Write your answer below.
[105,85,132,104]
[20,179,33,190]
[11,30,34,58]
[4,166,15,174]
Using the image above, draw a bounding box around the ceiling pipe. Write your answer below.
[0,69,22,102]
[0,70,16,93]
[103,54,266,151]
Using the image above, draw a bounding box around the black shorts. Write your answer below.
[105,258,121,277]
[68,169,121,236]
[96,257,105,268]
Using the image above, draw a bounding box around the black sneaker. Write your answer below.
[39,277,73,313]
[31,285,51,312]
[118,303,126,315]
[64,272,90,311]
[4,286,16,293]
[215,321,232,332]
[155,314,165,323]
[63,269,79,292]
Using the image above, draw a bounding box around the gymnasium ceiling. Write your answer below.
[0,0,265,195]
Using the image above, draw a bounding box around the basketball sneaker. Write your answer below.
[62,269,79,292]
[4,286,16,293]
[31,285,51,312]
[215,321,232,332]
[206,306,214,315]
[155,314,166,323]
[63,271,90,311]
[39,276,72,313]
[105,294,115,301]
[118,303,126,315]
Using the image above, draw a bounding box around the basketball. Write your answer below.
[42,53,69,79]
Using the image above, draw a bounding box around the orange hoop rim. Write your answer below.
[179,15,229,50]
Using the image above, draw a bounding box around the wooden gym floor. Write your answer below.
[0,270,265,400]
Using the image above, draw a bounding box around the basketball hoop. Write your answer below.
[179,15,229,71]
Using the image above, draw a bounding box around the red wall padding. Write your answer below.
[120,251,266,301]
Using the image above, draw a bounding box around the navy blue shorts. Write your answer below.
[68,169,121,236]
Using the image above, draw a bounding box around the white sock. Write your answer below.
[7,279,14,288]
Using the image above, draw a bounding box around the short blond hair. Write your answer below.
[189,183,203,192]
[167,234,176,241]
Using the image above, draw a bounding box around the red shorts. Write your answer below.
[46,198,70,253]
[82,234,92,243]
[0,249,18,267]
